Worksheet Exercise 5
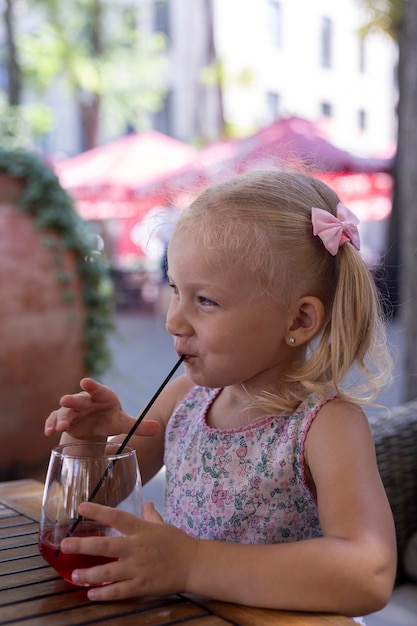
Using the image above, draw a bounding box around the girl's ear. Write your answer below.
[288,297,325,345]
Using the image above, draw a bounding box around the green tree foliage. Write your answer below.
[359,0,404,38]
[2,0,168,149]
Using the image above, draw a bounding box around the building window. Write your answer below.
[153,89,173,135]
[268,0,282,48]
[0,44,9,91]
[320,16,332,68]
[358,37,366,73]
[153,0,170,40]
[0,63,8,91]
[393,62,398,90]
[320,101,332,117]
[358,109,367,131]
[266,91,280,122]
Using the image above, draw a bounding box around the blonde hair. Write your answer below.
[174,168,392,412]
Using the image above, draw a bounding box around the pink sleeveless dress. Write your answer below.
[163,386,366,624]
[164,386,326,542]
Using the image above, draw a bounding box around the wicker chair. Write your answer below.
[370,399,417,584]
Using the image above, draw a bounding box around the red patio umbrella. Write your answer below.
[191,117,394,225]
[55,131,199,221]
[196,116,393,177]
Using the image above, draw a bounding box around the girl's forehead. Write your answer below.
[169,227,239,271]
[168,230,276,301]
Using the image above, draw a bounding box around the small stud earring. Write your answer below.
[288,337,295,345]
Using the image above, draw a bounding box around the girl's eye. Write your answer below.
[198,296,217,306]
[168,282,179,295]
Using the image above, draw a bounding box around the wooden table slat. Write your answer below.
[12,612,231,626]
[0,523,38,539]
[0,507,19,519]
[0,543,40,561]
[0,480,44,522]
[191,596,353,626]
[0,481,353,625]
[0,514,34,527]
[91,616,233,626]
[0,553,49,575]
[0,533,39,551]
[0,596,215,626]
[0,565,61,591]
[0,578,77,605]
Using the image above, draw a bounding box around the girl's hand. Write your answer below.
[60,501,198,601]
[44,378,159,441]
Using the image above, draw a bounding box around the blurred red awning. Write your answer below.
[54,120,394,269]
[191,117,394,223]
[55,118,394,223]
[196,116,394,178]
[54,131,199,220]
[316,172,393,222]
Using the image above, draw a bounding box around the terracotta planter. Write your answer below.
[0,196,85,480]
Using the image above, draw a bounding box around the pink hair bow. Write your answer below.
[311,203,360,256]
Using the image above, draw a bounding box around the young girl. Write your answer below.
[44,169,397,622]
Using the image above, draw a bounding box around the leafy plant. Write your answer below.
[19,0,167,149]
[0,148,113,376]
[359,0,404,39]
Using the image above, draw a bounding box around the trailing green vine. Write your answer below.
[0,148,113,377]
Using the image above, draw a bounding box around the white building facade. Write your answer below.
[0,0,396,159]
[153,0,397,157]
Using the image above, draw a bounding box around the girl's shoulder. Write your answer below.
[298,393,368,428]
[167,378,219,403]
[294,391,337,418]
[165,383,221,427]
[169,382,221,416]
[155,374,196,427]
[169,373,196,398]
[304,395,372,459]
[178,383,219,404]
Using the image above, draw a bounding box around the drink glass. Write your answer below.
[39,441,142,586]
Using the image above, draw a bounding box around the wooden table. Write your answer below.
[0,479,353,625]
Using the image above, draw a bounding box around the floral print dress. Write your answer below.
[164,386,325,541]
[163,385,366,625]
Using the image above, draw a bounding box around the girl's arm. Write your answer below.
[58,399,396,617]
[44,374,194,485]
[182,399,396,616]
[109,374,193,484]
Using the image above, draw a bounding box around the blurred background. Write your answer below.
[0,0,415,480]
[1,0,398,277]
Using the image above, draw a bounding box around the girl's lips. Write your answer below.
[175,344,196,360]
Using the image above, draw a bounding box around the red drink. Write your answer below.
[39,522,117,586]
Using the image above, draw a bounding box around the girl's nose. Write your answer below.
[166,299,192,337]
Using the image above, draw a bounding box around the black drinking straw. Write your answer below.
[54,355,185,555]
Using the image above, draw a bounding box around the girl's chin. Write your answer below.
[185,369,225,389]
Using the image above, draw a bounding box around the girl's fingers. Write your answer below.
[77,502,141,536]
[71,557,136,594]
[59,381,114,412]
[63,502,163,555]
[86,578,139,602]
[59,391,95,410]
[79,378,117,404]
[44,410,160,438]
[44,408,76,435]
[135,420,160,437]
[44,411,58,436]
[72,562,118,589]
[142,502,164,523]
[61,533,127,559]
